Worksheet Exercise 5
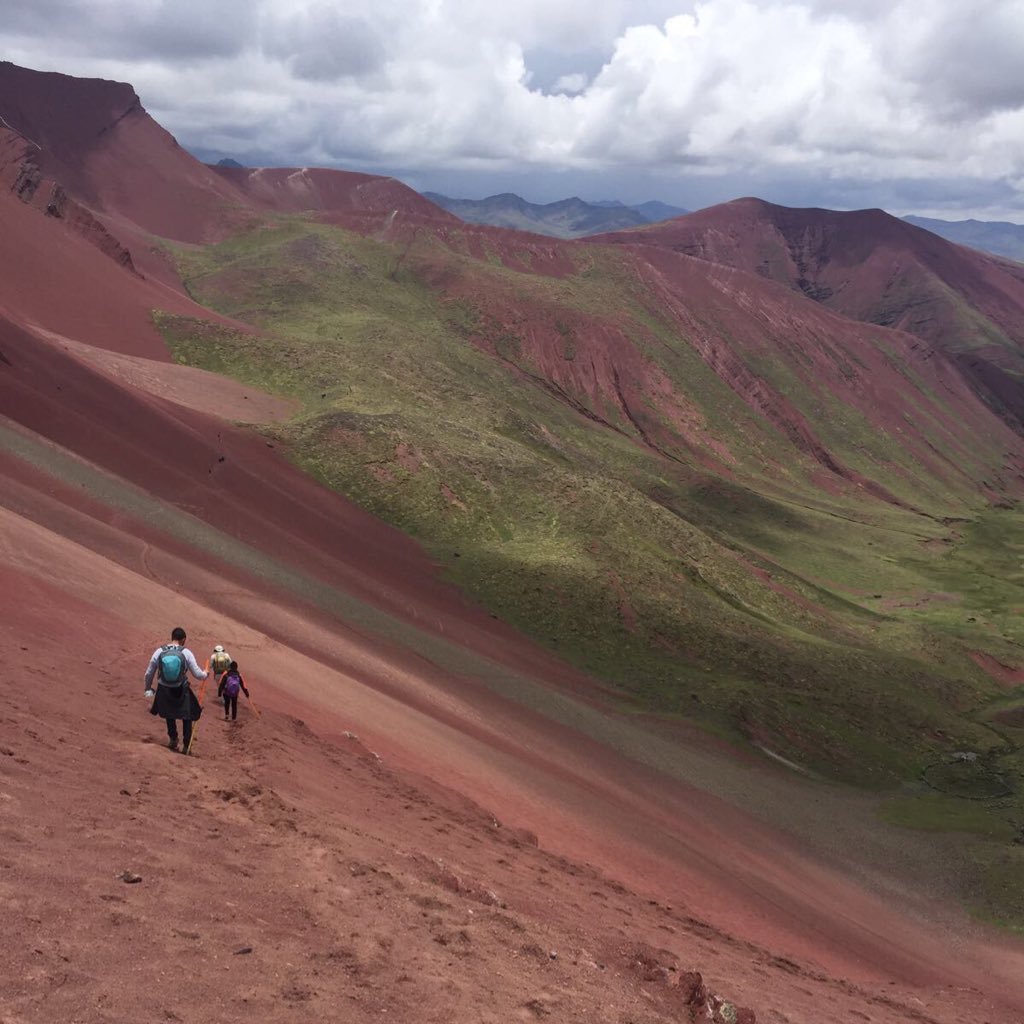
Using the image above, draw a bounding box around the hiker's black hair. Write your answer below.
[229,660,238,671]
[171,627,187,642]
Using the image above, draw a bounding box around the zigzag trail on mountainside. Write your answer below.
[3,62,1024,1022]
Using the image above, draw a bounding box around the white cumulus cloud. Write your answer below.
[1,0,1023,218]
[551,72,589,95]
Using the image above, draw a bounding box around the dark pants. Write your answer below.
[224,694,238,719]
[166,718,193,749]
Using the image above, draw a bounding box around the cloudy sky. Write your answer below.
[3,0,1024,219]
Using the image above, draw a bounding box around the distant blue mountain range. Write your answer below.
[422,191,688,238]
[904,215,1024,262]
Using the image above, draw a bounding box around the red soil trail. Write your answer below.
[1,495,1022,1023]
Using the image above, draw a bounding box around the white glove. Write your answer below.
[144,689,155,698]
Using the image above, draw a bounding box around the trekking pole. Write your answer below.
[197,659,210,706]
[185,660,211,756]
[185,714,200,756]
[245,692,262,718]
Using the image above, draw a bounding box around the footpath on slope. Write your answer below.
[0,559,1005,1024]
[0,424,1011,1000]
[0,507,1019,1023]
[0,562,763,1024]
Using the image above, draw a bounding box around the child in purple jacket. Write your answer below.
[217,661,250,721]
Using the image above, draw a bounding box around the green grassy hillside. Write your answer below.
[155,217,1024,796]
[153,213,1024,925]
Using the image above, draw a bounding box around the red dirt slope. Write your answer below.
[5,60,1024,1023]
[0,121,136,271]
[0,560,764,1024]
[596,198,1024,430]
[3,308,1024,1020]
[0,312,593,690]
[1,61,464,259]
[14,558,971,1024]
[595,198,1024,346]
[0,155,248,358]
[0,61,250,244]
[2,418,1023,1021]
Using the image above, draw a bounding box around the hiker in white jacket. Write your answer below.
[144,627,208,754]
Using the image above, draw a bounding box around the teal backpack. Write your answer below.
[157,645,187,687]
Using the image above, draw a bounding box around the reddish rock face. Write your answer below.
[676,970,708,1007]
[0,61,463,247]
[0,61,250,244]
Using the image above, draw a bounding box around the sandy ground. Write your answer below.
[24,324,297,425]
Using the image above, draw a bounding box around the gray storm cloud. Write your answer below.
[1,0,1023,218]
[262,6,387,81]
[4,0,257,60]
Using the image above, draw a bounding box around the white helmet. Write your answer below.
[214,645,225,652]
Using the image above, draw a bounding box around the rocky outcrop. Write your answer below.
[42,183,137,272]
[673,971,756,1023]
[624,945,756,1022]
[2,124,136,274]
[12,158,41,202]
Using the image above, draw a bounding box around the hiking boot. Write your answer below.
[167,739,179,751]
